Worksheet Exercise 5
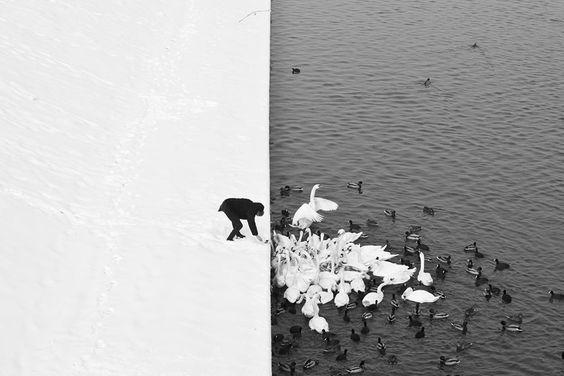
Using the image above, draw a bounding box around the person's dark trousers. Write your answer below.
[222,205,245,241]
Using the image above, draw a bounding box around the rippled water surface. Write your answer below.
[269,1,564,375]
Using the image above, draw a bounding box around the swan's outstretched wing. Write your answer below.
[292,204,324,225]
[312,197,338,212]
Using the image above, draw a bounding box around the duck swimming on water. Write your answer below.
[494,258,510,271]
[456,341,473,352]
[435,263,447,280]
[361,319,370,335]
[387,307,396,323]
[345,360,365,374]
[336,348,348,361]
[488,283,501,295]
[464,242,478,252]
[405,232,421,241]
[349,220,361,231]
[377,337,386,355]
[500,320,522,332]
[549,290,564,301]
[278,361,297,373]
[366,219,378,226]
[415,326,425,338]
[451,320,468,335]
[390,294,399,308]
[350,329,361,342]
[502,290,512,303]
[439,356,460,366]
[347,181,363,190]
[466,260,480,275]
[429,308,449,320]
[436,255,452,265]
[303,359,319,370]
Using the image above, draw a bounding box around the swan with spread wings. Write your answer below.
[291,184,338,229]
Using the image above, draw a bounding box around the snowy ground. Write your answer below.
[1,1,271,375]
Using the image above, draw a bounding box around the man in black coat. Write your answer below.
[218,198,266,242]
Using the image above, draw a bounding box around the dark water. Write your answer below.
[269,0,564,375]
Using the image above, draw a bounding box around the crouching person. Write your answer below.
[218,198,266,243]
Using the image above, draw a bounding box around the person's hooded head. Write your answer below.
[254,202,265,216]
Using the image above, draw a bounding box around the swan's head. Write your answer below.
[401,287,413,300]
[312,184,321,189]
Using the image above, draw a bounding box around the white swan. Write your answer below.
[272,231,293,252]
[343,245,369,271]
[335,229,363,249]
[292,184,338,229]
[334,270,350,308]
[369,259,410,277]
[360,244,398,263]
[383,267,416,285]
[417,251,433,286]
[309,296,329,333]
[284,285,301,303]
[350,276,366,293]
[273,253,287,287]
[301,294,318,318]
[401,287,440,303]
[318,290,334,304]
[362,281,388,307]
[306,284,323,297]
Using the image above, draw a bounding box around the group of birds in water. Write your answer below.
[270,183,564,375]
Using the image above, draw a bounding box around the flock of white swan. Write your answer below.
[271,184,442,335]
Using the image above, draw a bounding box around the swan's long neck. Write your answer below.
[312,298,320,317]
[309,185,319,204]
[419,252,425,273]
[377,282,387,294]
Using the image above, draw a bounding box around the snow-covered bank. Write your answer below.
[1,1,271,375]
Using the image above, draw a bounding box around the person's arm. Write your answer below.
[247,214,267,243]
[247,215,259,236]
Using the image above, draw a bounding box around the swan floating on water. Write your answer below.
[308,297,329,333]
[383,267,416,285]
[369,259,410,277]
[362,281,388,307]
[401,287,441,303]
[359,244,398,262]
[417,251,434,286]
